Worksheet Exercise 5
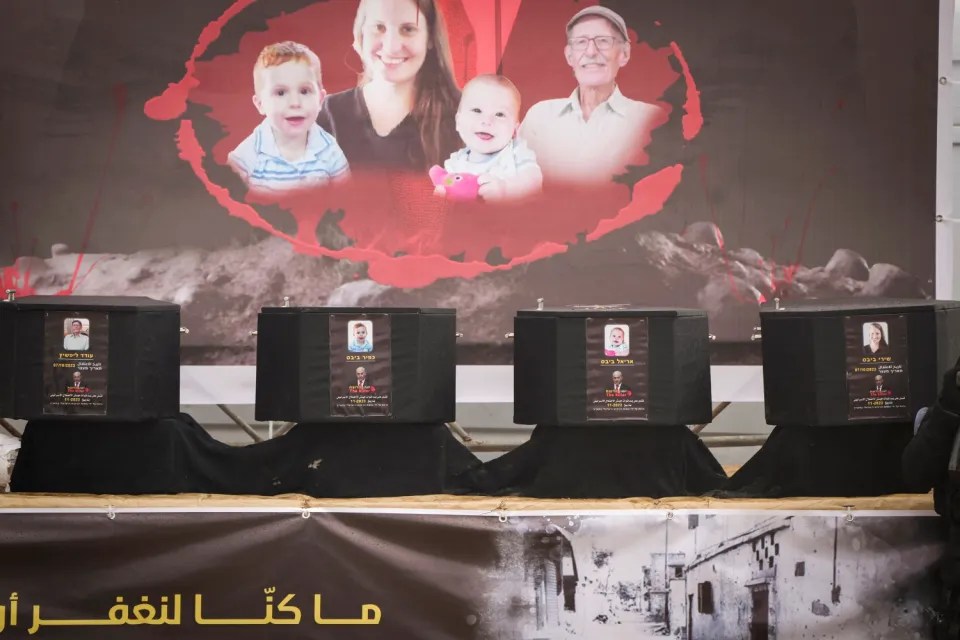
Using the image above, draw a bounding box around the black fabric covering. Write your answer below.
[10,414,481,497]
[723,423,916,498]
[466,424,728,498]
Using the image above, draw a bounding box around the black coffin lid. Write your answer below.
[517,307,704,318]
[261,306,454,315]
[0,294,180,421]
[254,306,456,423]
[759,297,960,427]
[759,298,960,317]
[513,306,711,426]
[6,296,179,311]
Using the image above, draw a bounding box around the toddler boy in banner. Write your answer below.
[228,41,349,193]
[431,74,542,202]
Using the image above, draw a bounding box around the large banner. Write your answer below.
[0,0,938,364]
[0,508,945,638]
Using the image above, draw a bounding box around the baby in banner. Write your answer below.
[430,74,542,202]
[604,325,629,357]
[228,41,349,193]
[348,321,373,353]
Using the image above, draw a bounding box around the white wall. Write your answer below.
[939,0,960,299]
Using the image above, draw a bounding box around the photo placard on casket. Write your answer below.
[513,306,712,426]
[0,296,181,421]
[254,307,456,423]
[760,298,960,427]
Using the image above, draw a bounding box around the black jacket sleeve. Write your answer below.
[902,403,960,493]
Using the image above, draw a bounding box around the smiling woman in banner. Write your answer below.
[317,0,461,172]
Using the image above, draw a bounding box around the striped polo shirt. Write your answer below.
[227,119,350,192]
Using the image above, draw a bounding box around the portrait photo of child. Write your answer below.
[227,40,349,193]
[348,320,373,353]
[433,74,543,202]
[604,324,629,357]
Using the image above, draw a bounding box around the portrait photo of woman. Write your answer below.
[317,0,461,172]
[862,321,889,356]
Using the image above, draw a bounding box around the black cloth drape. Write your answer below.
[11,414,480,498]
[722,423,917,498]
[466,424,728,498]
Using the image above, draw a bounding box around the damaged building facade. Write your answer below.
[682,514,931,639]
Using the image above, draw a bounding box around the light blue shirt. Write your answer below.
[348,340,373,353]
[444,137,539,178]
[228,119,349,192]
[442,137,543,200]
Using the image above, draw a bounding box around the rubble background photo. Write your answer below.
[479,511,943,639]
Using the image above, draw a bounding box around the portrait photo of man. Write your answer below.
[868,374,894,398]
[63,319,90,351]
[519,6,663,185]
[609,370,632,395]
[67,371,86,392]
[348,366,374,393]
[348,320,373,353]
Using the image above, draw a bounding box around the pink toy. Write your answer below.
[429,165,480,201]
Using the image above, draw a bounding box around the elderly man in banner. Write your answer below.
[518,6,662,186]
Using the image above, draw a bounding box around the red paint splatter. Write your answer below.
[2,84,127,299]
[145,0,701,288]
[61,83,128,295]
[735,167,836,300]
[0,265,36,297]
[670,41,703,141]
[586,165,683,241]
[759,167,836,297]
[698,154,748,303]
[791,166,837,271]
[1,232,38,297]
[175,118,682,286]
[144,0,258,121]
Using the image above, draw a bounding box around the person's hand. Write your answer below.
[477,174,507,201]
[939,354,960,414]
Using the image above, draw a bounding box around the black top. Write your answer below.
[517,306,705,318]
[760,297,959,317]
[862,343,889,356]
[261,306,454,315]
[4,295,178,311]
[318,87,427,171]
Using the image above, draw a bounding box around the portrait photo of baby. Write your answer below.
[604,324,629,357]
[348,320,373,353]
